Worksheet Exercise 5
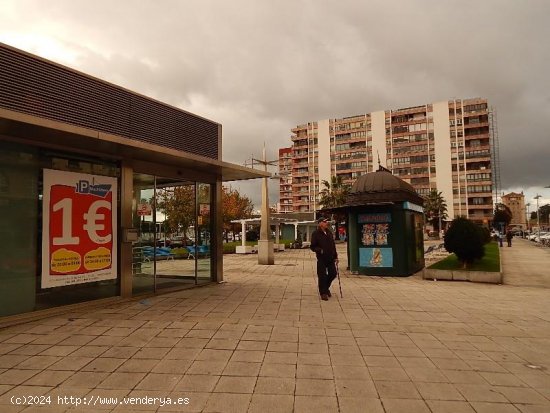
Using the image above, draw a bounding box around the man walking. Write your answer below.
[506,229,513,247]
[310,217,338,301]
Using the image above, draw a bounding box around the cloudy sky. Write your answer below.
[1,0,549,208]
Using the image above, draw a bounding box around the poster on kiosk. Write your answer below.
[41,169,118,288]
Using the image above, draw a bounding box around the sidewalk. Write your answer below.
[501,238,550,288]
[0,246,548,412]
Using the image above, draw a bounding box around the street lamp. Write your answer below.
[250,144,278,265]
[525,202,530,233]
[534,194,542,241]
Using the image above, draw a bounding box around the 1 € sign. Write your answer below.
[48,182,114,276]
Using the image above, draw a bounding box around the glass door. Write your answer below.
[131,174,214,294]
[197,183,212,284]
[132,173,155,295]
[155,178,197,289]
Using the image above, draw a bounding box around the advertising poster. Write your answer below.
[359,247,393,268]
[41,169,117,288]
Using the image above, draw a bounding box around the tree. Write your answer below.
[492,203,512,230]
[155,185,196,238]
[444,217,485,268]
[319,175,351,240]
[319,175,350,209]
[222,186,254,242]
[423,189,448,232]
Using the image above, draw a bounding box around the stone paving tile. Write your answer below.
[381,398,432,413]
[294,395,338,413]
[426,400,476,413]
[1,245,550,412]
[203,392,251,412]
[469,401,523,413]
[247,394,294,413]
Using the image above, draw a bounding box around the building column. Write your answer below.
[214,180,223,282]
[241,221,246,247]
[120,160,133,298]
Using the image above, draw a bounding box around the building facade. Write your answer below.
[0,43,265,322]
[280,98,494,225]
[277,147,293,213]
[501,192,527,229]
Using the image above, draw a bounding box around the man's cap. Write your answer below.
[317,217,329,224]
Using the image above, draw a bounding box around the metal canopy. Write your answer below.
[0,108,268,182]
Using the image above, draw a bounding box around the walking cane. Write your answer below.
[336,262,343,298]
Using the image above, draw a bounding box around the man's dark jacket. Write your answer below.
[310,229,338,262]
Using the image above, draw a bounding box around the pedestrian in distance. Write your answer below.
[310,217,338,301]
[506,229,513,247]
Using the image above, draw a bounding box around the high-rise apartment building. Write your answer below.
[278,147,293,213]
[279,98,495,225]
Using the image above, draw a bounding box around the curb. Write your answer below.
[423,268,502,284]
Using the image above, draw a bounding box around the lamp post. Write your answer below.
[525,202,530,234]
[250,144,278,265]
[437,206,442,239]
[534,194,542,241]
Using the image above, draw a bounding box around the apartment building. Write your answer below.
[278,147,293,213]
[280,98,494,225]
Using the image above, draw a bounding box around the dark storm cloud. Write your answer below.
[1,0,549,207]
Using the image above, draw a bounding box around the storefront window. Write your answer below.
[0,142,39,316]
[0,141,120,316]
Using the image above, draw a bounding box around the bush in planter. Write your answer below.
[477,226,491,244]
[444,217,485,268]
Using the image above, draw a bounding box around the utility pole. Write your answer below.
[247,144,278,265]
[525,202,530,234]
[534,194,542,241]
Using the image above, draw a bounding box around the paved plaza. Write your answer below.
[1,242,549,413]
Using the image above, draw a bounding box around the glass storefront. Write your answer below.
[0,140,215,318]
[0,141,120,317]
[131,173,214,295]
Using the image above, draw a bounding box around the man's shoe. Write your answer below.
[321,294,329,301]
[327,290,332,297]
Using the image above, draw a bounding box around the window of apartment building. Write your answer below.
[466,149,490,158]
[393,136,409,144]
[470,197,486,205]
[467,173,491,181]
[394,168,410,176]
[393,125,409,134]
[470,185,492,193]
[464,103,487,112]
[412,167,428,175]
[416,188,430,196]
[411,177,429,185]
[408,123,427,132]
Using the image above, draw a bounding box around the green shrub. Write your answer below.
[444,217,485,267]
[170,247,189,259]
[477,226,491,244]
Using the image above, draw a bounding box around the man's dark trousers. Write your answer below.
[317,259,337,296]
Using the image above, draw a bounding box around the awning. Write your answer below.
[0,108,269,182]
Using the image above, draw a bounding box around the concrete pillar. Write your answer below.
[294,223,298,240]
[120,160,133,298]
[275,224,280,245]
[258,147,274,265]
[241,221,246,247]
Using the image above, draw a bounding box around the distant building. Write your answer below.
[279,98,495,225]
[501,192,527,229]
[278,147,293,213]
